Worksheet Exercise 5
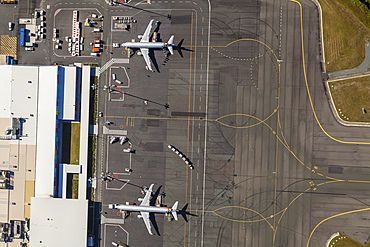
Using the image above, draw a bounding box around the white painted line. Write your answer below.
[201,40,203,46]
[200,74,202,81]
[202,2,211,246]
[202,28,203,35]
[197,173,199,179]
[199,96,201,102]
[201,52,203,59]
[200,86,202,92]
[197,185,199,191]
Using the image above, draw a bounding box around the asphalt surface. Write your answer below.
[4,0,370,246]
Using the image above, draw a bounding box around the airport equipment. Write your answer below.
[20,28,25,46]
[168,145,194,169]
[1,0,16,4]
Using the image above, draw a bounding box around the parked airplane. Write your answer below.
[122,20,175,71]
[109,184,186,235]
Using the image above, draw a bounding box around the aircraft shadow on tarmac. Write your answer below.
[129,39,192,73]
[148,186,198,236]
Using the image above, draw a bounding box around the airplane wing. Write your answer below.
[141,212,153,235]
[140,19,154,42]
[140,48,152,71]
[140,184,154,206]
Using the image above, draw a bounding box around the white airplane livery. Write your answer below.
[109,184,179,235]
[122,20,175,71]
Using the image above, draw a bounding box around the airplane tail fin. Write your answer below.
[167,35,174,55]
[168,35,174,45]
[171,201,178,221]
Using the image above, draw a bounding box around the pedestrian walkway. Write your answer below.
[328,42,370,79]
[99,58,129,75]
[1,35,17,57]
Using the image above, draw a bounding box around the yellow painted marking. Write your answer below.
[306,207,370,247]
[1,35,17,57]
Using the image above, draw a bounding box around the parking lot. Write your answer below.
[54,8,103,57]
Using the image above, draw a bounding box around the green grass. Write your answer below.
[72,174,79,199]
[70,123,80,164]
[70,123,80,199]
[329,75,370,122]
[318,0,370,72]
[329,233,370,246]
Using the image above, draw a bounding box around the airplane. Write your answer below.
[122,20,175,71]
[109,184,186,235]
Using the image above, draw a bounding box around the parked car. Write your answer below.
[8,22,13,31]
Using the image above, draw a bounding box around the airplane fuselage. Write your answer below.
[123,42,172,49]
[113,204,173,214]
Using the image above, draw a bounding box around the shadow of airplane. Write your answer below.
[172,39,193,58]
[149,185,162,236]
[178,204,198,222]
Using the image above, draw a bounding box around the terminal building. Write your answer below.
[0,65,96,247]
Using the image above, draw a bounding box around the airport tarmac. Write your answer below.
[95,0,370,246]
[8,0,370,246]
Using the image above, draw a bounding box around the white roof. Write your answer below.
[34,67,58,198]
[10,66,39,145]
[30,197,88,247]
[78,66,90,200]
[0,66,12,118]
[63,67,77,120]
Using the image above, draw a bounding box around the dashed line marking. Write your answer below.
[212,47,264,61]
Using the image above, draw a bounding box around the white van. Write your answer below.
[112,73,116,81]
[80,44,84,51]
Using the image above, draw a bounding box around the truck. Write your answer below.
[20,28,25,46]
[92,48,100,53]
[114,23,127,29]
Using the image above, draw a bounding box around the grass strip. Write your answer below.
[318,0,370,72]
[329,75,370,122]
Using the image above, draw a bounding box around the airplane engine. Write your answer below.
[137,51,142,56]
[137,215,143,219]
[138,198,144,202]
[138,35,143,39]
